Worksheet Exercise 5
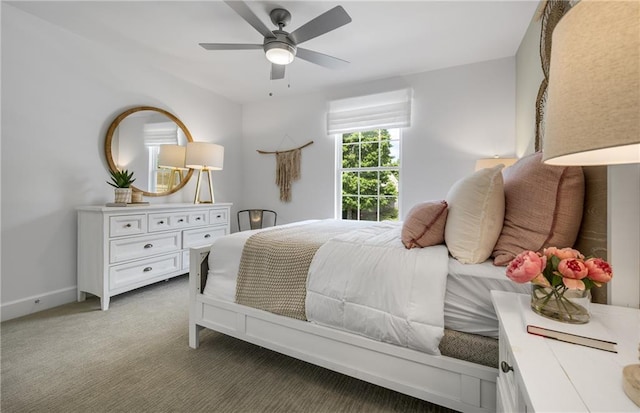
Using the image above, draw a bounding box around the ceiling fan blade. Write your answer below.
[271,64,286,80]
[296,48,349,69]
[288,6,352,45]
[224,1,274,39]
[199,43,262,51]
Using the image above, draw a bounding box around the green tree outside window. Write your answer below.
[340,129,399,221]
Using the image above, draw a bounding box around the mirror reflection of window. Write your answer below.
[140,121,190,192]
[144,121,178,192]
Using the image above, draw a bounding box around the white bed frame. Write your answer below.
[189,245,498,413]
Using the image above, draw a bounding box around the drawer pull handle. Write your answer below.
[158,220,165,224]
[500,361,513,373]
[125,224,132,228]
[178,219,184,223]
[204,234,211,238]
[143,267,153,272]
[144,244,153,249]
[196,217,202,221]
[216,215,222,219]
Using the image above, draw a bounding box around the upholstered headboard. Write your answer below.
[574,166,608,303]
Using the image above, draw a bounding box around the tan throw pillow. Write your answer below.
[492,152,584,266]
[444,165,505,264]
[401,201,448,249]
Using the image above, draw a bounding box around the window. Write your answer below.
[338,128,400,221]
[328,88,411,221]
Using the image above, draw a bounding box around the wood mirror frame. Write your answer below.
[105,106,194,197]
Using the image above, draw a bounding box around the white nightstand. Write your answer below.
[491,290,640,412]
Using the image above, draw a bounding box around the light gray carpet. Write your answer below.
[1,276,458,413]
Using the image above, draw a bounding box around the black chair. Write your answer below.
[237,209,277,231]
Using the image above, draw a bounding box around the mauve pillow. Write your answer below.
[401,201,448,249]
[444,165,505,264]
[492,152,585,266]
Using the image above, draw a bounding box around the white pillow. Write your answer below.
[444,164,505,264]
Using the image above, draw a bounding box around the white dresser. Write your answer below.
[77,203,231,310]
[492,290,640,412]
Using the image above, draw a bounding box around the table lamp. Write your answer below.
[541,0,639,406]
[158,145,187,190]
[185,142,224,204]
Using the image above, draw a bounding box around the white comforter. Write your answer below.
[305,221,449,355]
[203,220,450,355]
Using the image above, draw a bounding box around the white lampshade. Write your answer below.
[543,0,640,166]
[158,145,186,169]
[475,157,517,172]
[265,43,295,65]
[185,142,224,170]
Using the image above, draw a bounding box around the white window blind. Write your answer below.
[327,88,412,135]
[143,122,178,146]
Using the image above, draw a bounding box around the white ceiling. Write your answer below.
[8,1,539,104]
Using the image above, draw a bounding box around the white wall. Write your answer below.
[241,58,516,224]
[0,5,243,320]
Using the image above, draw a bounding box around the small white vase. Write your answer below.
[114,188,132,203]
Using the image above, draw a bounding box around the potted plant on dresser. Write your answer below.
[107,169,136,203]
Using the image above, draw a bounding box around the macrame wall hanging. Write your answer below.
[257,139,313,202]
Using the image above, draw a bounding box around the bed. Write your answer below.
[188,159,606,413]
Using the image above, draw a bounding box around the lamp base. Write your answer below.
[193,169,215,204]
[167,169,184,190]
[623,364,640,407]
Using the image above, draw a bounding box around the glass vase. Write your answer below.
[530,284,591,324]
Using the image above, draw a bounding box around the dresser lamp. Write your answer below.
[158,145,187,190]
[185,142,224,204]
[541,0,639,406]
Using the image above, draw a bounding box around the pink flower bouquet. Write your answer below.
[506,247,613,323]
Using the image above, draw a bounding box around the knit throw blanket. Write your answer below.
[235,221,355,320]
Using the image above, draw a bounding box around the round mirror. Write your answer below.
[105,107,194,197]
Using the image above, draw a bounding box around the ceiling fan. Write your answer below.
[199,1,352,80]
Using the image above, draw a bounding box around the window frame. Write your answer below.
[335,128,402,221]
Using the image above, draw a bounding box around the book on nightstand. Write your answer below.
[518,294,617,353]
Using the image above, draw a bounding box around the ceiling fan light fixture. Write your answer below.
[264,42,296,65]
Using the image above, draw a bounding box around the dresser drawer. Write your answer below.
[188,210,209,226]
[210,208,229,225]
[148,210,210,232]
[109,253,181,291]
[183,226,227,248]
[109,232,181,264]
[148,212,190,231]
[109,214,146,237]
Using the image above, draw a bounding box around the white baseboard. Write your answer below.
[1,286,77,322]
